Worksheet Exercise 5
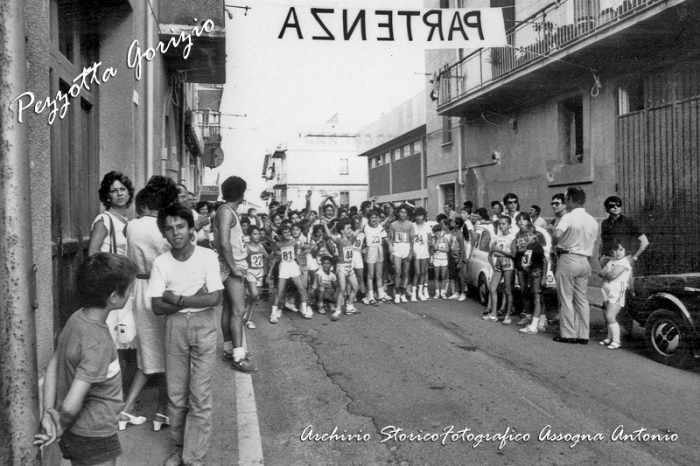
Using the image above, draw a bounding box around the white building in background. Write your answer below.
[262,122,368,211]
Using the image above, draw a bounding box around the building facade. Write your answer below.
[429,0,700,274]
[262,126,368,211]
[0,1,226,463]
[356,92,429,208]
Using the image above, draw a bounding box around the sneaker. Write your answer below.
[285,302,298,313]
[458,293,467,301]
[362,297,370,305]
[318,304,327,315]
[328,304,337,313]
[537,325,548,333]
[221,350,233,361]
[345,306,359,315]
[519,326,538,334]
[330,311,341,322]
[245,320,256,329]
[441,291,448,299]
[165,447,183,466]
[517,315,533,326]
[422,289,430,300]
[231,357,258,373]
[448,292,460,300]
[503,316,512,325]
[418,292,427,302]
[434,293,441,299]
[301,310,313,319]
[269,311,280,324]
[410,293,417,302]
[369,299,378,307]
[394,294,401,304]
[400,294,408,303]
[482,314,498,321]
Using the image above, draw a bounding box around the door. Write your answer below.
[50,0,100,333]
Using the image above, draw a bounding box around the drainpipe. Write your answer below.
[146,0,154,177]
[457,117,465,187]
[0,0,40,464]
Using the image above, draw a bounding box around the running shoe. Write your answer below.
[502,316,512,325]
[394,294,401,304]
[345,306,359,315]
[519,326,538,335]
[285,302,298,313]
[482,314,498,321]
[245,320,256,329]
[458,293,467,301]
[330,311,341,322]
[448,292,460,300]
[517,315,533,326]
[400,294,408,303]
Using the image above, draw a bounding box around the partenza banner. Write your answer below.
[274,7,507,48]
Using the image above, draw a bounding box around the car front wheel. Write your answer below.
[644,308,695,369]
[478,274,489,306]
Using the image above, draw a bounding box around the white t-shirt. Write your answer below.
[315,268,337,288]
[603,257,632,287]
[555,207,599,256]
[148,246,224,313]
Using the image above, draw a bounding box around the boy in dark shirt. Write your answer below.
[517,225,548,335]
[35,253,138,466]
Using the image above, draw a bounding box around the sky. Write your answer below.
[215,0,427,203]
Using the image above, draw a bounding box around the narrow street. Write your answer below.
[104,294,699,466]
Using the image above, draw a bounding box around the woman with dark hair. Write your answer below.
[120,175,179,431]
[87,172,136,354]
[88,171,135,256]
[195,200,212,247]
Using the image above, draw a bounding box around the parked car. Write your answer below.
[626,274,700,369]
[465,226,556,307]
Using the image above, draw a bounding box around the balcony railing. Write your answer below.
[193,110,221,142]
[437,0,663,108]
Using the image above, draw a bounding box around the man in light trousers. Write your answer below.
[551,187,599,344]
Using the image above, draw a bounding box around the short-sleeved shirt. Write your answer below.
[555,207,599,257]
[315,268,337,288]
[601,215,644,255]
[55,309,122,437]
[148,246,225,313]
[516,241,545,272]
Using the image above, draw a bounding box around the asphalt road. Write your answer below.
[250,295,700,466]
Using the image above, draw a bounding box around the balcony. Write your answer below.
[158,0,226,84]
[437,0,697,116]
[193,110,221,142]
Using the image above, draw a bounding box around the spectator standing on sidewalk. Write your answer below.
[150,203,224,466]
[551,187,599,344]
[529,205,548,229]
[599,196,649,269]
[546,193,567,234]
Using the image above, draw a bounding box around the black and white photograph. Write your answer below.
[1,0,700,465]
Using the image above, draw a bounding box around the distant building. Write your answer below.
[262,124,368,211]
[356,92,428,208]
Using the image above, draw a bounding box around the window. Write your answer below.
[478,231,491,252]
[412,139,422,155]
[618,80,645,115]
[340,158,349,175]
[392,148,399,161]
[339,191,350,206]
[442,116,453,144]
[560,96,583,164]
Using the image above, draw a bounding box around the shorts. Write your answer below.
[366,246,384,264]
[392,243,410,259]
[523,269,543,295]
[602,281,627,307]
[315,288,335,302]
[246,267,263,287]
[279,261,301,279]
[352,251,364,269]
[218,257,249,281]
[59,429,122,466]
[336,262,355,277]
[494,256,514,272]
[414,244,430,260]
[433,257,448,267]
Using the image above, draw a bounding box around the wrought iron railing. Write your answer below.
[437,0,664,107]
[193,110,221,141]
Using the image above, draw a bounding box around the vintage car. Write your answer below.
[465,226,557,306]
[626,274,700,369]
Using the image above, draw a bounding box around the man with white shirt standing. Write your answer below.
[551,187,599,344]
[150,203,224,466]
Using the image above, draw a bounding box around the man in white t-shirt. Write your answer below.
[552,187,599,345]
[149,203,224,466]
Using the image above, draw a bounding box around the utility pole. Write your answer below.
[0,0,41,464]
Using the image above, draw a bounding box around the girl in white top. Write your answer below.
[411,207,432,302]
[268,224,312,322]
[432,224,451,299]
[485,216,517,324]
[362,209,390,305]
[597,239,633,350]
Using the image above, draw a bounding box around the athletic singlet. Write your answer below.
[491,232,516,254]
[335,237,354,264]
[246,244,264,269]
[412,223,431,249]
[352,231,365,251]
[294,236,308,266]
[278,240,296,263]
[391,221,413,244]
[220,204,246,261]
[363,224,386,249]
[434,236,449,260]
